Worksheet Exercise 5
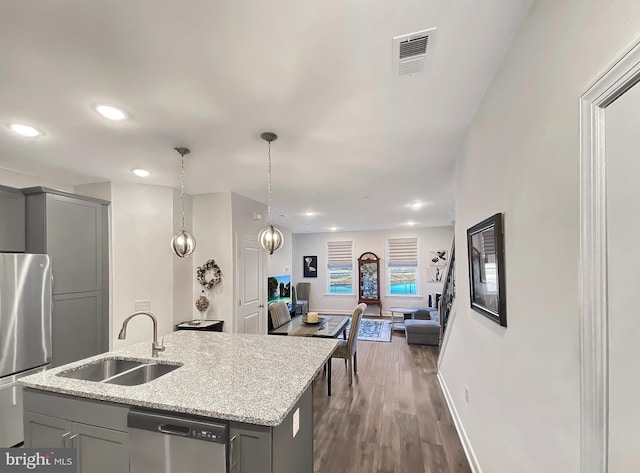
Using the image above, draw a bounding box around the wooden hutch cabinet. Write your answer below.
[358,252,382,316]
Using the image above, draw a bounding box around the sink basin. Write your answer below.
[58,358,182,386]
[59,358,146,382]
[106,363,180,386]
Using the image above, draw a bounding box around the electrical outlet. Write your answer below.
[465,386,470,403]
[134,300,151,311]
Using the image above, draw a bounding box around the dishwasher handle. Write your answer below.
[158,424,190,436]
[128,409,228,444]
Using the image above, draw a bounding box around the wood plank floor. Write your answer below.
[312,329,471,473]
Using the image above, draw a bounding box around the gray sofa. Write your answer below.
[404,307,440,345]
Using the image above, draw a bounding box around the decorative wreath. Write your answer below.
[197,259,223,290]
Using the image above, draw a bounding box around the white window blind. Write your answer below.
[387,237,418,267]
[327,240,353,268]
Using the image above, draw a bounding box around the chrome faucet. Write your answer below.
[118,311,165,358]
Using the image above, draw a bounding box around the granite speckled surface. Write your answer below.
[20,331,338,426]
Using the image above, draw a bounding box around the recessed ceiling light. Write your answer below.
[132,169,150,177]
[407,221,416,226]
[329,226,338,232]
[410,201,423,210]
[95,105,127,121]
[304,211,314,217]
[9,123,42,137]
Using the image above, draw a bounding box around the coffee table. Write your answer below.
[388,307,418,332]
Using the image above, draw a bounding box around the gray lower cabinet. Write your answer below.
[24,389,130,473]
[72,422,130,473]
[230,423,271,473]
[52,292,102,367]
[24,412,129,473]
[0,186,25,252]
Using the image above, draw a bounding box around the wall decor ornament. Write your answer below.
[429,250,448,267]
[195,290,210,322]
[303,256,317,278]
[197,259,223,290]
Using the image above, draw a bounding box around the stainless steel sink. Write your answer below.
[59,358,146,382]
[58,357,181,385]
[106,363,180,386]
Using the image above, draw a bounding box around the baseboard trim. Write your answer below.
[437,372,482,473]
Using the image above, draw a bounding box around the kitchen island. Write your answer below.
[20,331,338,473]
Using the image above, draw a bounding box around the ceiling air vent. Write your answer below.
[393,27,437,77]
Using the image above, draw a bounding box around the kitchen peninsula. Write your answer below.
[20,331,338,473]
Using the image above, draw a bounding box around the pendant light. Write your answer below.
[171,146,197,258]
[258,132,284,254]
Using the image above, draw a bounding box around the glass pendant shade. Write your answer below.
[171,230,196,258]
[258,224,284,255]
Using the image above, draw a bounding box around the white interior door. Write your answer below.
[235,237,264,334]
[605,79,640,472]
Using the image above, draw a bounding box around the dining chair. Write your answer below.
[331,303,367,386]
[268,300,291,331]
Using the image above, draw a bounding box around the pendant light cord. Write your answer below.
[180,152,186,231]
[267,141,272,225]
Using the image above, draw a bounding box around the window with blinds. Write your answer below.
[387,237,418,295]
[326,240,354,294]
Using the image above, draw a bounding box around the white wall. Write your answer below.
[192,192,233,330]
[604,79,640,471]
[0,167,73,192]
[110,182,174,349]
[266,225,293,277]
[293,226,453,314]
[172,191,193,326]
[439,2,640,473]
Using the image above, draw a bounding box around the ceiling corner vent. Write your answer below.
[393,27,437,77]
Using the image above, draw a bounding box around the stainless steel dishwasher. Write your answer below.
[128,409,228,473]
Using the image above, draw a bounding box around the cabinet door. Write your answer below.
[47,194,103,295]
[0,188,25,252]
[23,412,71,448]
[71,423,129,473]
[52,292,102,367]
[230,423,271,473]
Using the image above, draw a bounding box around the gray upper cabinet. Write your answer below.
[24,187,110,362]
[25,190,106,294]
[0,186,25,252]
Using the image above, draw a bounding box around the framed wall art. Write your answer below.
[303,256,317,278]
[467,213,507,326]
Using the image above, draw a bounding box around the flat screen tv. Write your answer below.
[267,275,291,304]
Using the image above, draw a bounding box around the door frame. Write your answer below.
[580,38,640,473]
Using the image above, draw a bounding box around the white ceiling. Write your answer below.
[0,0,532,233]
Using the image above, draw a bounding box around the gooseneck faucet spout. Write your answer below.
[118,311,165,358]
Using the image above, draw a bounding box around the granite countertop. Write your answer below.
[20,331,338,427]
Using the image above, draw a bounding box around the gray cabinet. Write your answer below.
[24,188,109,366]
[0,186,25,252]
[52,292,102,367]
[230,423,271,473]
[72,422,129,473]
[24,389,130,473]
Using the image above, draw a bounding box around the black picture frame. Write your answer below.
[466,213,507,326]
[303,256,317,278]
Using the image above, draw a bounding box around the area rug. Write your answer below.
[345,318,392,342]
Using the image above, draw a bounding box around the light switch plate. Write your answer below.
[293,408,300,438]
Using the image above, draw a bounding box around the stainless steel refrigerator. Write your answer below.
[0,253,51,447]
